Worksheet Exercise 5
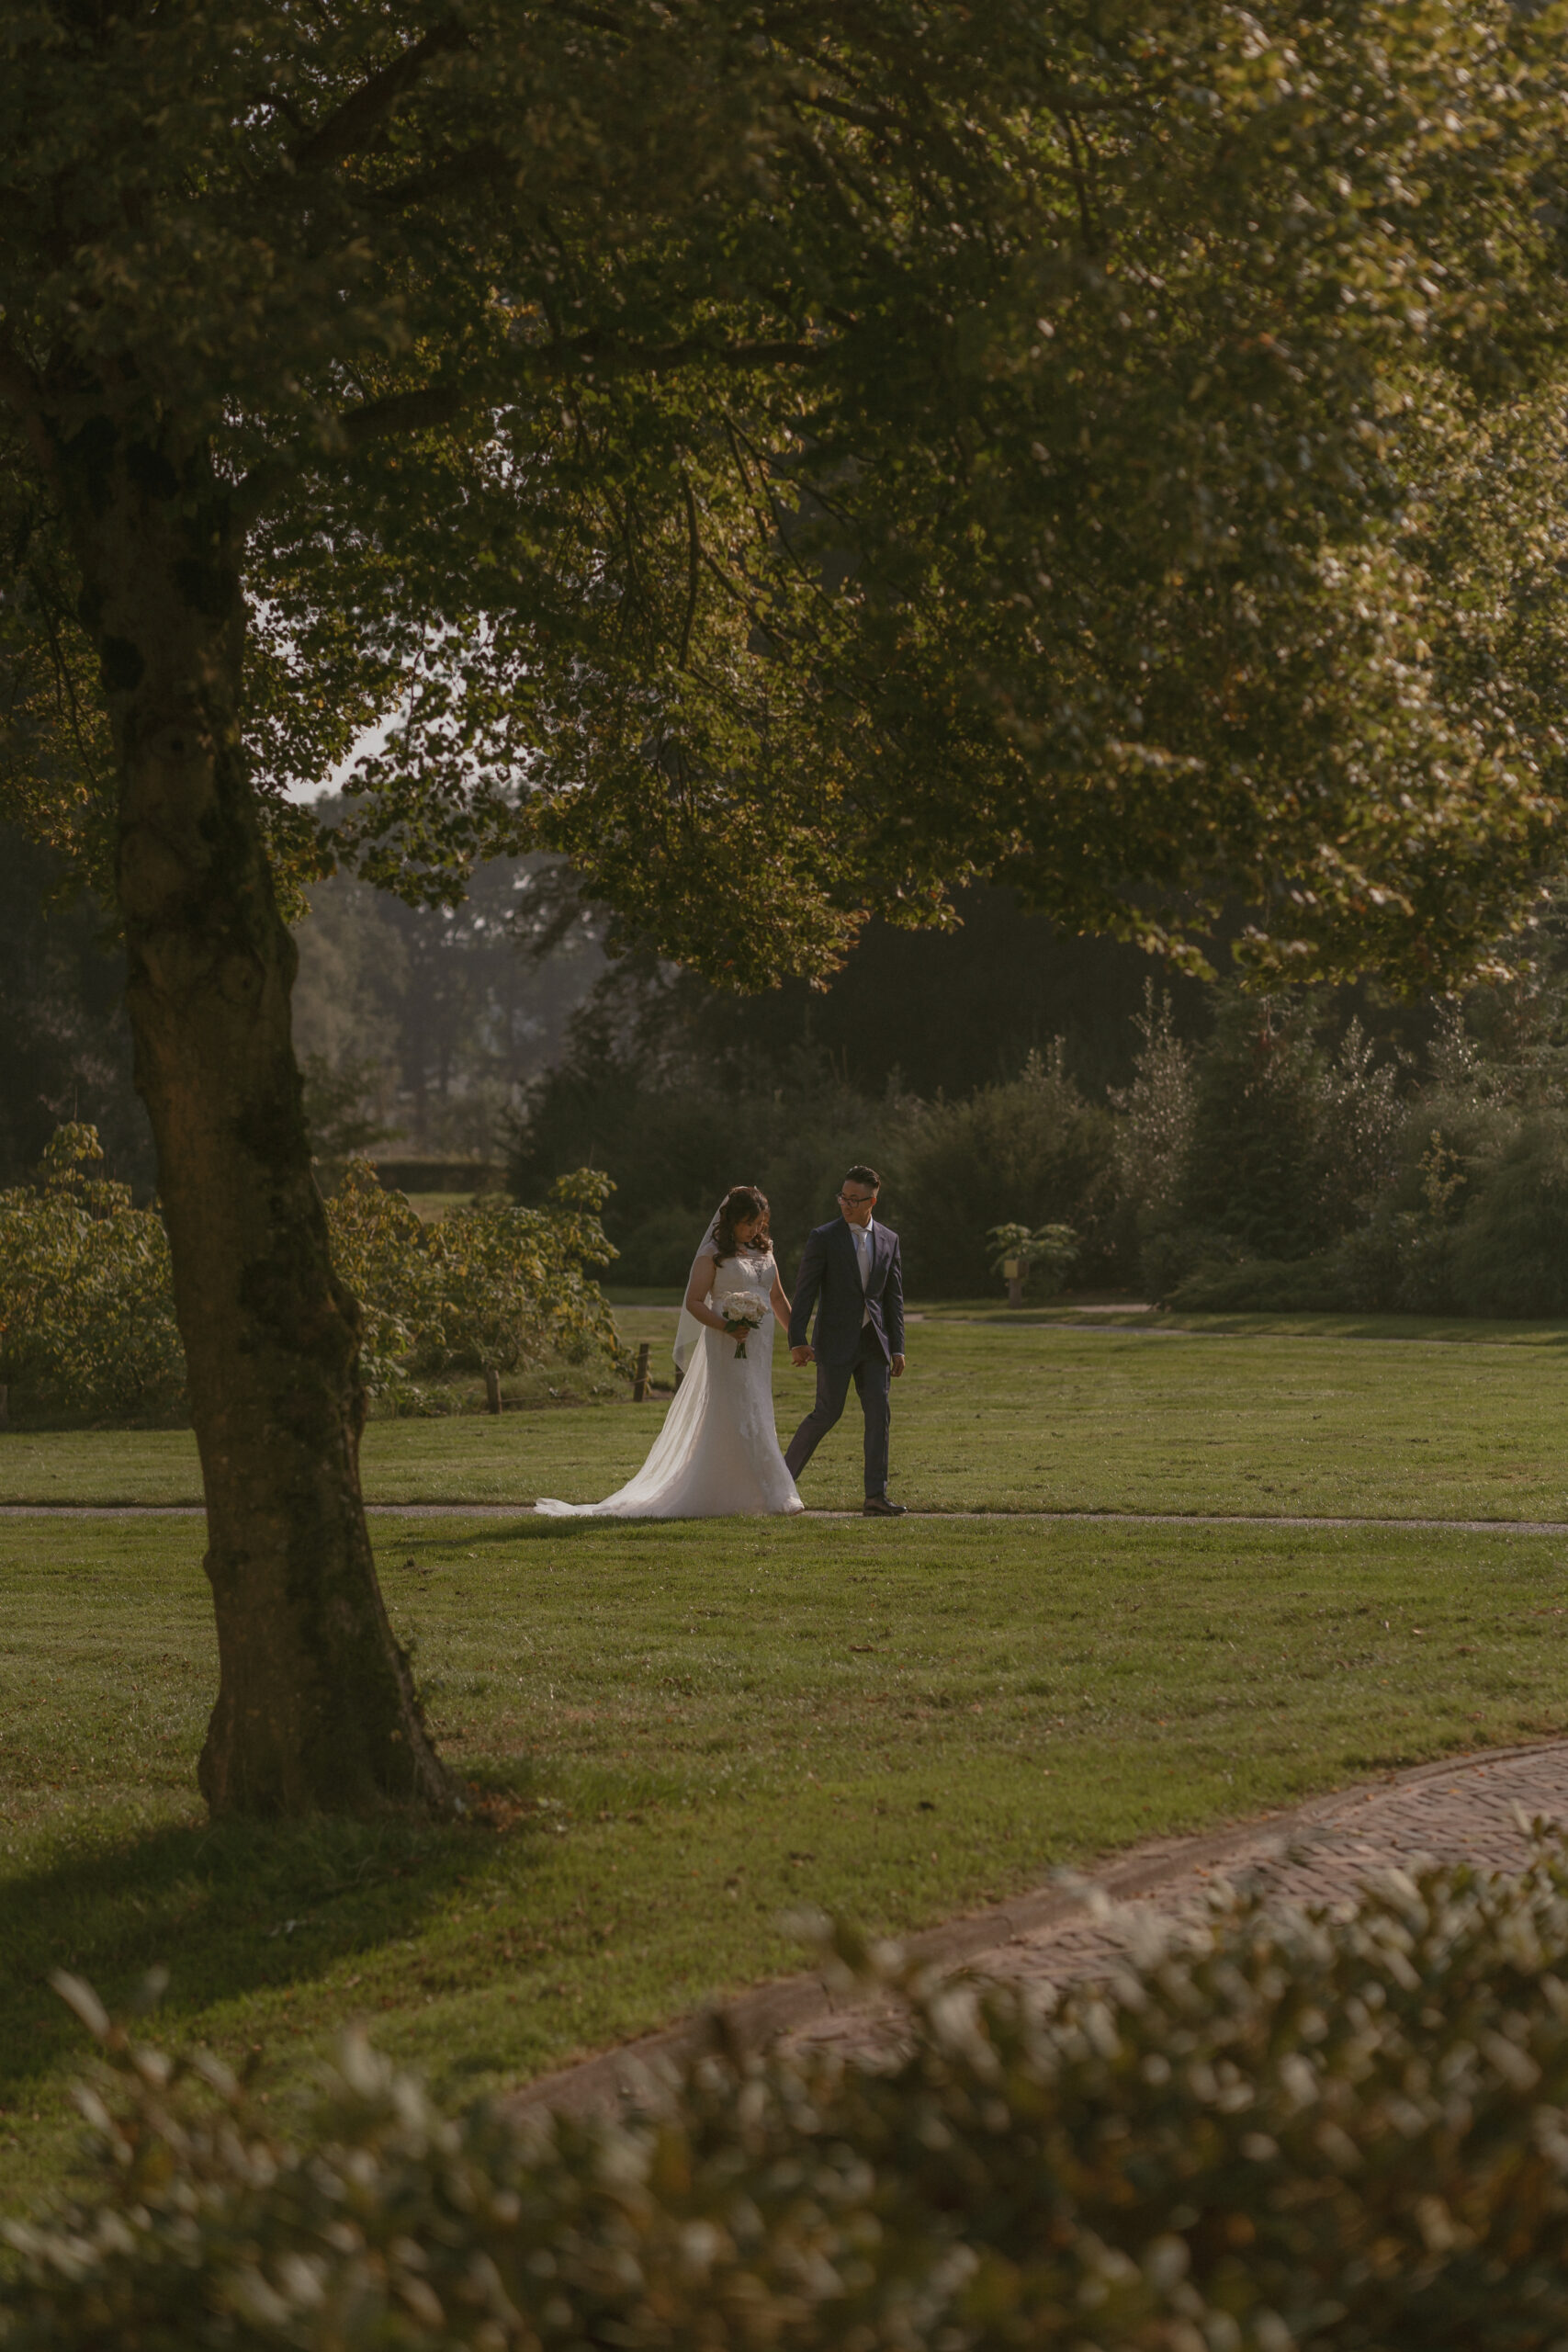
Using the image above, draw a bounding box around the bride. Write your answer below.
[535,1185,806,1519]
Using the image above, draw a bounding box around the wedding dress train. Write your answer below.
[535,1245,805,1519]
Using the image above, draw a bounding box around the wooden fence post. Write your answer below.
[632,1341,651,1402]
[484,1366,502,1414]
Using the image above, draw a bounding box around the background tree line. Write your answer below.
[509,891,1568,1317]
[0,820,1208,1200]
[19,819,1568,1320]
[0,811,607,1190]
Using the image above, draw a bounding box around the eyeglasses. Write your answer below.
[838,1191,877,1206]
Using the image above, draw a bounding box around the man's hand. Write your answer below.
[791,1345,815,1367]
[891,1353,906,1379]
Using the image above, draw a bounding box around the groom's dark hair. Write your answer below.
[843,1164,881,1192]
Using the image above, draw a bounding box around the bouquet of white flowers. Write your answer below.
[720,1287,770,1358]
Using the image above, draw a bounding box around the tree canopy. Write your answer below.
[6,0,1568,1815]
[6,1,1568,989]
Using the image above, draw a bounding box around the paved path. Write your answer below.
[6,1502,1568,1532]
[0,1504,1564,1532]
[513,1739,1568,2120]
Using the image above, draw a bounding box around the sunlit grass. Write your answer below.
[6,1312,1568,1519]
[5,1507,1568,2208]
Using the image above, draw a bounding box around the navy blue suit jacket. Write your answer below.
[788,1217,905,1367]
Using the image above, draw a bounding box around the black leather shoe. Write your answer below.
[863,1496,908,1517]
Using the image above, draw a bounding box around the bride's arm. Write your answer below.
[769,1268,791,1323]
[683,1253,733,1333]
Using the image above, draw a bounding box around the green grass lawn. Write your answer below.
[5,1506,1568,2208]
[7,1310,1568,2211]
[6,1310,1568,1518]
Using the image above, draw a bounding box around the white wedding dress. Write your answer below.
[535,1243,805,1519]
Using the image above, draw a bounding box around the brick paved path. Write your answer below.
[784,1738,1568,2071]
[517,1739,1568,2120]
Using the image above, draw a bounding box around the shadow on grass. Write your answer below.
[388,1519,677,1552]
[1165,1312,1568,1347]
[0,1772,555,2107]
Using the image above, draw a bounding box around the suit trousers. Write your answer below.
[784,1328,891,1500]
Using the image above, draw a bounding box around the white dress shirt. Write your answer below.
[851,1218,874,1324]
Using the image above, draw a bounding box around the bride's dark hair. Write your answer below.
[712,1184,771,1265]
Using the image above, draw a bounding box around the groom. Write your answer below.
[785,1164,907,1517]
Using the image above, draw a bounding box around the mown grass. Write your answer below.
[932,1300,1568,1345]
[6,1311,1568,2211]
[6,1312,1568,1518]
[5,1506,1568,2208]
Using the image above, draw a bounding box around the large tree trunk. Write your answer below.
[62,417,454,1817]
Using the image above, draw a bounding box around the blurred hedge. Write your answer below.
[0,1131,622,1423]
[0,1124,185,1422]
[326,1159,623,1396]
[10,1848,1568,2349]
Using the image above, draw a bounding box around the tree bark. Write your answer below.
[61,415,454,1817]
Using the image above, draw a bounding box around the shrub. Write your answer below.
[1177,999,1403,1272]
[1166,1256,1348,1315]
[1450,1112,1568,1317]
[516,958,1568,1317]
[11,1852,1568,2350]
[1109,984,1198,1297]
[613,1201,708,1288]
[1314,1018,1404,1233]
[510,1038,896,1284]
[0,1134,621,1420]
[1331,1129,1472,1315]
[0,1125,185,1421]
[300,1049,400,1172]
[987,1220,1080,1298]
[897,1045,1117,1295]
[325,1162,624,1394]
[1177,991,1326,1262]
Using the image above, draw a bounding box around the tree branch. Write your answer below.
[790,87,899,136]
[293,19,468,174]
[231,385,467,526]
[231,334,829,529]
[562,334,828,377]
[339,384,467,446]
[679,468,701,667]
[0,328,56,479]
[30,563,107,791]
[370,140,515,211]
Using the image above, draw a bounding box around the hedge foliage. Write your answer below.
[324,1159,623,1396]
[0,1125,184,1421]
[9,1848,1568,2349]
[0,1132,621,1420]
[513,925,1568,1317]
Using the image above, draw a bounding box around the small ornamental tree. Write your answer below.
[325,1160,621,1392]
[987,1218,1081,1298]
[0,1129,619,1418]
[5,2,1568,1812]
